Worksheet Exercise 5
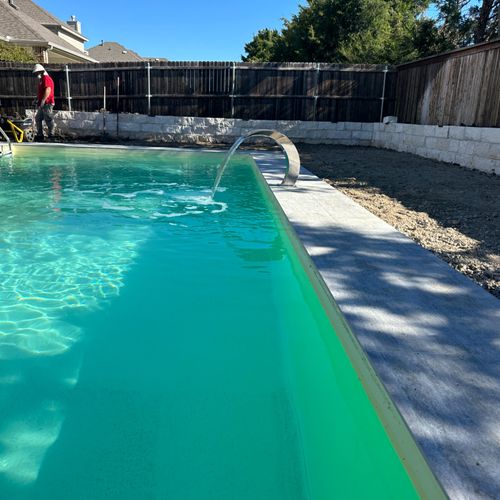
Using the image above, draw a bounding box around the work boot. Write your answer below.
[34,135,44,142]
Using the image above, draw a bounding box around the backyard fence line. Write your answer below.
[0,61,396,123]
[395,39,500,128]
[1,41,498,127]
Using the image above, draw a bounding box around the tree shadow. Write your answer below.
[287,215,500,499]
[298,144,500,259]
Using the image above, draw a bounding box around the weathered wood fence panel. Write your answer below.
[2,45,498,127]
[395,39,500,127]
[0,61,394,122]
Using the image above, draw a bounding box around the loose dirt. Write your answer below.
[297,144,500,299]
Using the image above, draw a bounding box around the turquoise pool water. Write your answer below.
[0,146,421,499]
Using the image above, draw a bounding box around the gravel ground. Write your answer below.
[297,144,500,299]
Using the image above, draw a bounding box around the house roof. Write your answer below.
[10,0,88,42]
[8,0,61,26]
[0,0,96,61]
[0,1,38,39]
[88,41,145,62]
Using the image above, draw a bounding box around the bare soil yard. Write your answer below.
[297,144,500,299]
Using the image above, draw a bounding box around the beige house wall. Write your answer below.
[55,30,85,53]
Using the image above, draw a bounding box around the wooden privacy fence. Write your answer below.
[396,39,500,127]
[0,61,395,122]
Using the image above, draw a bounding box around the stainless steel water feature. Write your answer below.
[212,130,300,196]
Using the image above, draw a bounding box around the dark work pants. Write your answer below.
[35,104,54,137]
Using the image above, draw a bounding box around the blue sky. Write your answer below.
[36,0,303,61]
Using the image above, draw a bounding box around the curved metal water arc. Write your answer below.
[212,130,300,196]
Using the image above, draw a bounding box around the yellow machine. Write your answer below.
[0,117,35,143]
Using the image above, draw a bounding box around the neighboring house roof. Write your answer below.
[88,41,168,63]
[88,41,144,62]
[0,0,96,62]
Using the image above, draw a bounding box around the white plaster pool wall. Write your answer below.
[27,110,500,175]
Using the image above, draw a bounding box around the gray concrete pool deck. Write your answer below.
[254,151,500,500]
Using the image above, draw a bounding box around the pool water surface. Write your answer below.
[0,146,423,499]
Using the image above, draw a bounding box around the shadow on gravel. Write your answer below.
[299,145,500,257]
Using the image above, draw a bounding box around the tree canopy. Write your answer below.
[242,0,500,63]
[432,0,499,49]
[0,42,36,63]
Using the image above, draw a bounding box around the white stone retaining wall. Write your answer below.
[39,111,374,147]
[372,122,500,175]
[32,111,499,175]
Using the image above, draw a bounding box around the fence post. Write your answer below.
[146,62,152,115]
[313,62,320,121]
[116,76,120,137]
[379,64,388,122]
[103,85,106,135]
[64,65,72,112]
[230,62,236,118]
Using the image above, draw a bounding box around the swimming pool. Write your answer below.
[0,145,442,499]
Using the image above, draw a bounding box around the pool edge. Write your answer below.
[250,157,447,500]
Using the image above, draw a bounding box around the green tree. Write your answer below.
[412,17,451,57]
[337,0,427,62]
[242,29,282,62]
[242,0,499,64]
[435,0,475,47]
[242,0,430,63]
[423,0,499,52]
[470,0,499,42]
[0,41,36,63]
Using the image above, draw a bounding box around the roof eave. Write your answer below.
[0,37,98,62]
[42,23,89,43]
[1,36,48,47]
[48,42,98,62]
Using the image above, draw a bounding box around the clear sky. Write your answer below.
[36,0,303,61]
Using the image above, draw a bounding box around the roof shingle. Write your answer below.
[88,42,145,62]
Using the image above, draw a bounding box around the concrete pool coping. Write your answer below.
[10,143,500,498]
[253,151,500,500]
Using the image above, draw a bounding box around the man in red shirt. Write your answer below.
[33,64,55,141]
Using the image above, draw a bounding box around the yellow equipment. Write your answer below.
[0,117,35,143]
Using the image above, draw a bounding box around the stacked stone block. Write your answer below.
[27,110,499,175]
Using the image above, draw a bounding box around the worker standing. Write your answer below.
[33,63,55,141]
